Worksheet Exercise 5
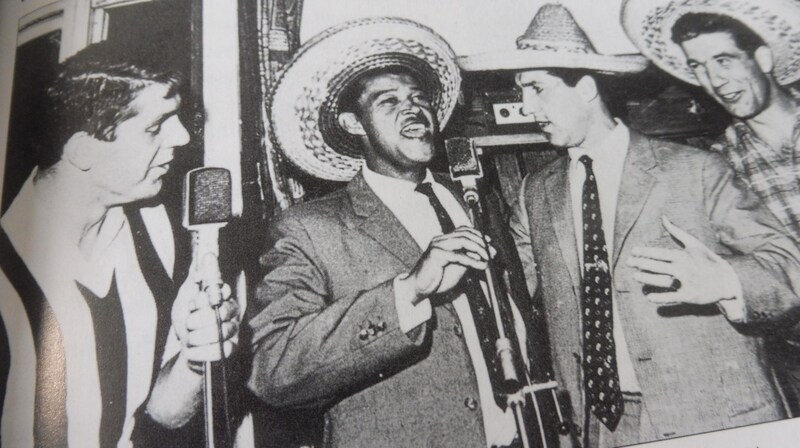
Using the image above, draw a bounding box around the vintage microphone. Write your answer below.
[445,137,567,448]
[183,167,233,448]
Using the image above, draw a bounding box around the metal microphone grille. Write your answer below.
[445,137,482,180]
[185,167,232,226]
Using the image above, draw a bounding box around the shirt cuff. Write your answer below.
[394,274,432,333]
[717,261,746,322]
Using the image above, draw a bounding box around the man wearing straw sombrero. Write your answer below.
[622,0,800,415]
[461,3,800,447]
[248,18,534,447]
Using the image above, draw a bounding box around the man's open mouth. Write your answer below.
[153,159,173,171]
[400,120,431,139]
[718,91,742,103]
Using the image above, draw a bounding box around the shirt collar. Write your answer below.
[568,120,630,169]
[362,165,435,200]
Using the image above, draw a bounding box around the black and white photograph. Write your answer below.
[0,0,799,447]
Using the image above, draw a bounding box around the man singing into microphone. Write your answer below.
[0,41,240,447]
[248,18,533,448]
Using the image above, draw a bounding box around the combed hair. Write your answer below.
[38,41,182,170]
[671,12,765,54]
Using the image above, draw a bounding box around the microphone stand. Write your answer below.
[183,167,234,448]
[449,138,568,448]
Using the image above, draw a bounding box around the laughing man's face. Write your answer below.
[680,31,771,119]
[346,72,437,179]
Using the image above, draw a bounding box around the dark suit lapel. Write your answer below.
[545,158,581,293]
[612,131,658,267]
[346,172,421,269]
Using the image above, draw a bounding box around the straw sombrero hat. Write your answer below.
[622,0,800,86]
[458,3,648,73]
[269,17,461,181]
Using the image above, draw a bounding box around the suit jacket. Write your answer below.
[248,172,512,447]
[510,131,800,445]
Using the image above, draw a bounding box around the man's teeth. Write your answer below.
[401,123,428,137]
[720,92,741,102]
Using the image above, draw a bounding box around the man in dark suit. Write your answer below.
[248,18,531,447]
[460,4,800,447]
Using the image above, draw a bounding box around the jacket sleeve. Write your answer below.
[246,213,429,410]
[702,152,800,334]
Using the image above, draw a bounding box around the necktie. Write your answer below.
[578,155,623,430]
[415,182,511,408]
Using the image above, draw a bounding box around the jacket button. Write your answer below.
[464,397,478,411]
[453,324,463,336]
[358,329,369,340]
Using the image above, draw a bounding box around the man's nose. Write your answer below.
[707,65,728,89]
[166,117,191,148]
[402,96,424,114]
[521,90,543,119]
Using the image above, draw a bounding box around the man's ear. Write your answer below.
[754,46,774,75]
[575,75,599,102]
[338,112,366,137]
[62,132,97,172]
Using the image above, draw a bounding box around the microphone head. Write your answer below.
[183,167,232,230]
[445,137,483,182]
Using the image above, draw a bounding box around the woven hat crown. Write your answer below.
[516,3,597,54]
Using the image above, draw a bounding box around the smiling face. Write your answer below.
[340,71,436,181]
[517,70,592,148]
[680,31,772,119]
[89,82,190,205]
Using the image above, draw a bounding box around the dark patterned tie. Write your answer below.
[578,155,623,430]
[415,182,509,408]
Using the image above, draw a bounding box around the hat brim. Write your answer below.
[458,50,649,74]
[269,17,461,182]
[622,0,800,86]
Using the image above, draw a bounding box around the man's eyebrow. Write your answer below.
[369,88,398,98]
[516,80,539,88]
[146,109,178,128]
[712,51,740,59]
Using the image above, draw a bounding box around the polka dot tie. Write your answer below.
[578,155,623,431]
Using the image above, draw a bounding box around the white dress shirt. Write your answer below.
[362,165,524,448]
[567,122,641,393]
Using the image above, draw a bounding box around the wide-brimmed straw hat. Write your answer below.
[458,3,649,74]
[622,0,800,86]
[269,17,461,181]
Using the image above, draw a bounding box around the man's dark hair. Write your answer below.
[671,13,765,54]
[38,40,182,171]
[338,64,434,116]
[544,68,632,119]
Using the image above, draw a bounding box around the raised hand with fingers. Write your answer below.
[401,226,496,304]
[626,216,740,306]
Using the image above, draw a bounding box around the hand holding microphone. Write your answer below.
[174,167,240,365]
[172,256,239,364]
